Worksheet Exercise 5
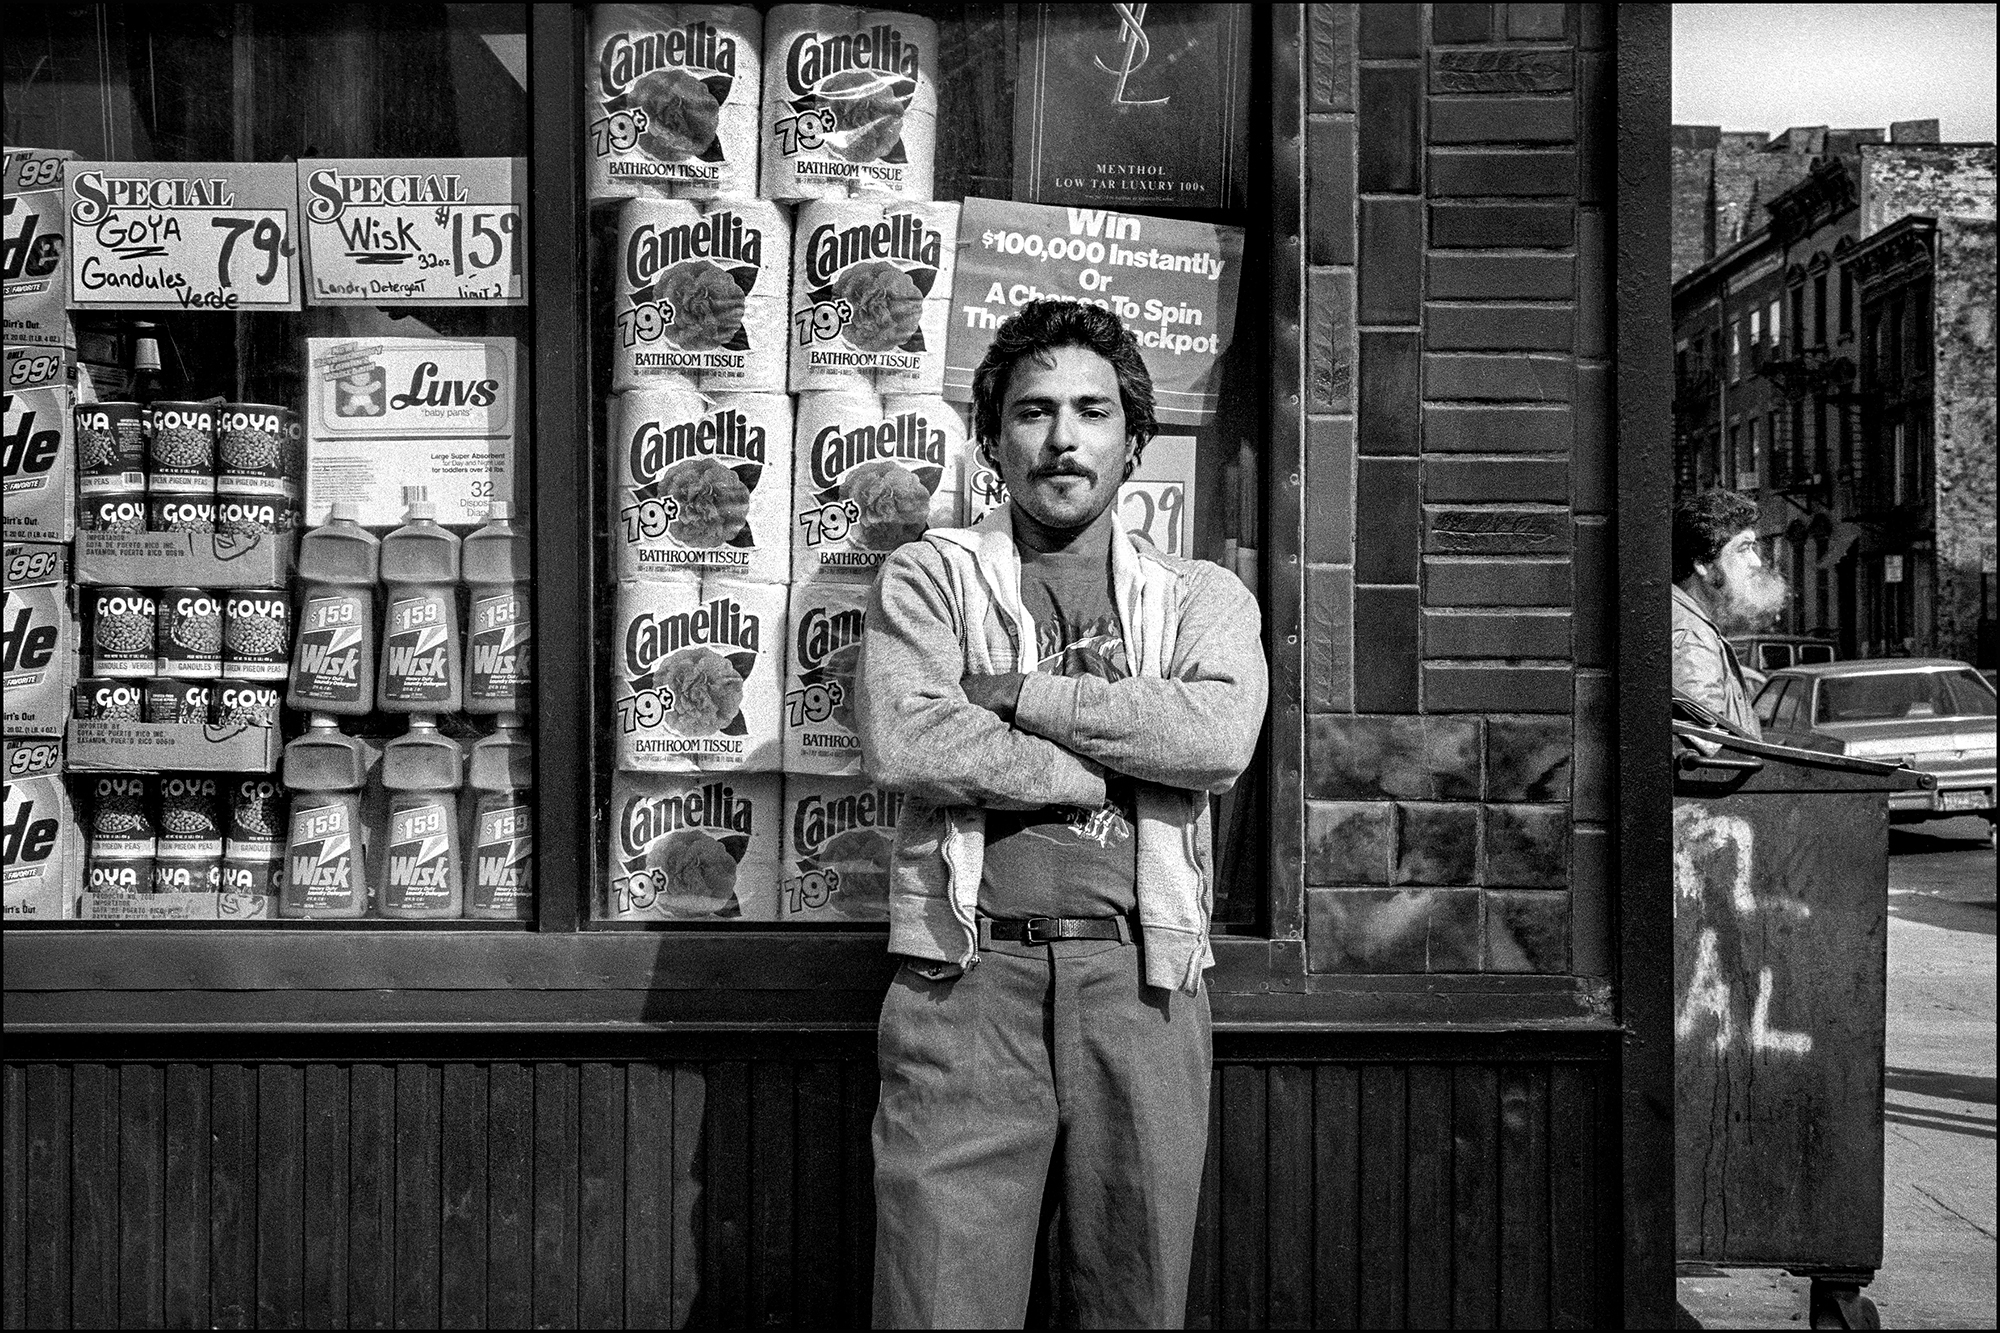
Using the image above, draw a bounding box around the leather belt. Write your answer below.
[981,915,1130,945]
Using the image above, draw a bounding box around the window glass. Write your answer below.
[1772,680,1806,730]
[1816,672,1957,723]
[1757,643,1793,671]
[586,4,1271,930]
[1754,678,1789,727]
[6,4,535,925]
[1943,671,1999,718]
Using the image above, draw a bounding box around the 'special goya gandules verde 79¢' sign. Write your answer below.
[66,162,300,312]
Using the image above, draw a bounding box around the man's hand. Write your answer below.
[961,672,1026,724]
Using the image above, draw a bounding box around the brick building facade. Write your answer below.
[1671,124,1996,665]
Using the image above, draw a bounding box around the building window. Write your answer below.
[1749,306,1762,354]
[1891,419,1908,505]
[1729,319,1744,381]
[1888,297,1905,386]
[1839,265,1854,335]
[1814,397,1829,474]
[1790,399,1807,484]
[1789,285,1805,355]
[1744,418,1762,491]
[1815,539,1830,630]
[1769,298,1782,350]
[1812,272,1828,346]
[1728,422,1743,485]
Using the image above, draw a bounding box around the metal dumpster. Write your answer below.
[1672,717,1933,1331]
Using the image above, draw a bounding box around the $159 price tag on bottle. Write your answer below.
[66,162,301,311]
[298,158,526,307]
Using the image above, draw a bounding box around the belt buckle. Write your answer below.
[1023,916,1061,945]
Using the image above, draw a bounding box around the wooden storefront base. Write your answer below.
[3,1032,1618,1330]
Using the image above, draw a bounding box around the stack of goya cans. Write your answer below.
[73,398,302,536]
[72,585,292,898]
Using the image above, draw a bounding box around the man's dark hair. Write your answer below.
[1672,488,1760,582]
[970,299,1159,466]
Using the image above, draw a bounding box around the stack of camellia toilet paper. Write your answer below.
[591,3,967,922]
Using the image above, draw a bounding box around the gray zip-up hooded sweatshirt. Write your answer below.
[856,501,1269,994]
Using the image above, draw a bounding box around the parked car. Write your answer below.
[1754,660,1998,825]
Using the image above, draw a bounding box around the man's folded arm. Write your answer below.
[1012,563,1269,794]
[858,543,1109,810]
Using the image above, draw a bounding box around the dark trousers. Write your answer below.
[871,930,1212,1329]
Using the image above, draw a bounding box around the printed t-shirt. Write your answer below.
[978,514,1141,920]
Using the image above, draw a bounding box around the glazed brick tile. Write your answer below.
[1572,518,1611,667]
[1484,804,1570,887]
[1485,714,1574,800]
[1424,354,1573,402]
[1359,198,1423,323]
[1424,557,1571,608]
[1354,585,1420,713]
[1505,3,1567,40]
[1429,97,1575,144]
[1307,117,1356,266]
[1572,671,1612,821]
[1307,4,1355,112]
[1424,456,1570,503]
[1575,207,1607,357]
[1424,663,1573,712]
[1430,202,1574,249]
[1432,4,1492,43]
[1358,67,1422,192]
[1572,363,1611,514]
[1304,714,1481,800]
[1306,565,1354,713]
[1569,824,1612,976]
[1427,149,1577,197]
[1485,891,1570,973]
[1424,506,1572,556]
[1358,3,1423,58]
[1428,253,1574,301]
[1355,458,1420,583]
[1425,303,1574,351]
[1359,332,1421,454]
[1306,888,1481,973]
[1422,609,1572,659]
[1305,800,1394,885]
[1429,48,1573,96]
[1305,415,1355,564]
[1394,803,1478,886]
[1424,404,1574,452]
[1307,267,1354,412]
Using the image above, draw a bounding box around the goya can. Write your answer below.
[147,495,217,533]
[86,775,155,896]
[222,588,291,681]
[88,586,157,678]
[154,588,223,678]
[153,774,223,893]
[216,403,300,499]
[78,491,148,533]
[145,401,217,496]
[143,678,213,724]
[73,676,143,721]
[221,776,288,898]
[73,402,146,496]
[215,492,298,538]
[211,682,281,728]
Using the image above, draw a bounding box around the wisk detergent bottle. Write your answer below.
[379,714,464,919]
[280,715,369,919]
[378,487,462,713]
[466,713,534,920]
[463,502,532,714]
[288,501,379,715]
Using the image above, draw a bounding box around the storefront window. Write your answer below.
[6,4,537,925]
[583,5,1269,927]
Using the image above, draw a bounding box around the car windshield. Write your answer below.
[1815,669,1999,723]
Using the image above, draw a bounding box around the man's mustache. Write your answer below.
[1031,460,1096,482]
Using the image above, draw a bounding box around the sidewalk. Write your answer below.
[1677,817,1997,1329]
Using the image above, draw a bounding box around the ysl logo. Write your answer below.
[1093,4,1169,107]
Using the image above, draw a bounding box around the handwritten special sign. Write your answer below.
[299,158,526,306]
[66,162,299,311]
[945,197,1242,426]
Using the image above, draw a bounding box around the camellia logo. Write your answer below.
[598,22,737,97]
[624,210,762,288]
[620,782,753,859]
[803,211,939,289]
[629,409,765,485]
[790,787,902,858]
[783,25,920,98]
[625,599,759,675]
[809,409,945,490]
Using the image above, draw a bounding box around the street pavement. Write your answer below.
[1678,815,1997,1329]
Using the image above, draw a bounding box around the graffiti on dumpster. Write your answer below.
[1672,806,1814,1056]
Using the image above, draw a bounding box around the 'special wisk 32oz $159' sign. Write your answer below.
[298,158,526,306]
[66,162,300,311]
[943,197,1242,427]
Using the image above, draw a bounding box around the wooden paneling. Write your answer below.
[1,1053,1614,1328]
